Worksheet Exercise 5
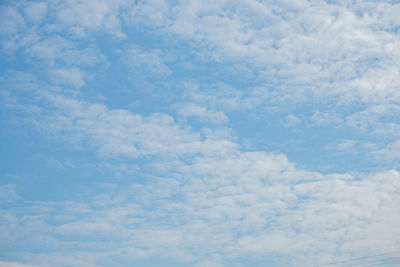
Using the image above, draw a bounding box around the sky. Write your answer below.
[0,0,400,266]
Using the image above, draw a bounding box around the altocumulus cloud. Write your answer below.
[1,0,400,266]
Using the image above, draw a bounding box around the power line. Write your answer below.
[314,250,400,267]
[341,256,400,266]
[362,257,400,267]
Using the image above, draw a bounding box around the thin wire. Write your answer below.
[362,257,400,267]
[341,256,400,266]
[314,250,400,267]
[363,258,400,267]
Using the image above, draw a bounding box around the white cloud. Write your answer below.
[3,0,400,136]
[368,139,400,166]
[129,0,400,124]
[1,153,399,266]
[335,139,356,152]
[124,46,171,77]
[1,1,400,265]
[2,81,399,266]
[25,89,237,159]
[284,114,301,127]
[1,71,239,161]
[346,104,400,137]
[3,0,400,110]
[25,35,106,68]
[0,6,25,35]
[183,82,243,111]
[22,2,47,24]
[345,66,400,104]
[0,262,38,267]
[178,104,228,124]
[50,67,85,88]
[128,0,170,28]
[311,111,343,126]
[0,184,19,203]
[55,0,127,38]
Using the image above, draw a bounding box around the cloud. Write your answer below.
[310,111,343,126]
[128,0,170,28]
[4,0,400,114]
[335,139,357,152]
[22,2,47,24]
[0,6,25,35]
[50,68,85,88]
[55,0,127,38]
[182,82,243,112]
[25,35,106,68]
[135,0,400,123]
[0,262,38,267]
[0,184,19,203]
[13,87,236,160]
[367,139,400,167]
[1,153,399,266]
[284,114,301,127]
[178,104,228,124]
[6,71,398,265]
[1,1,400,266]
[123,46,171,77]
[346,104,400,137]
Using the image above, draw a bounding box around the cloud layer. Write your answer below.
[1,0,400,266]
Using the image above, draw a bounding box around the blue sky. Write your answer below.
[1,0,400,266]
